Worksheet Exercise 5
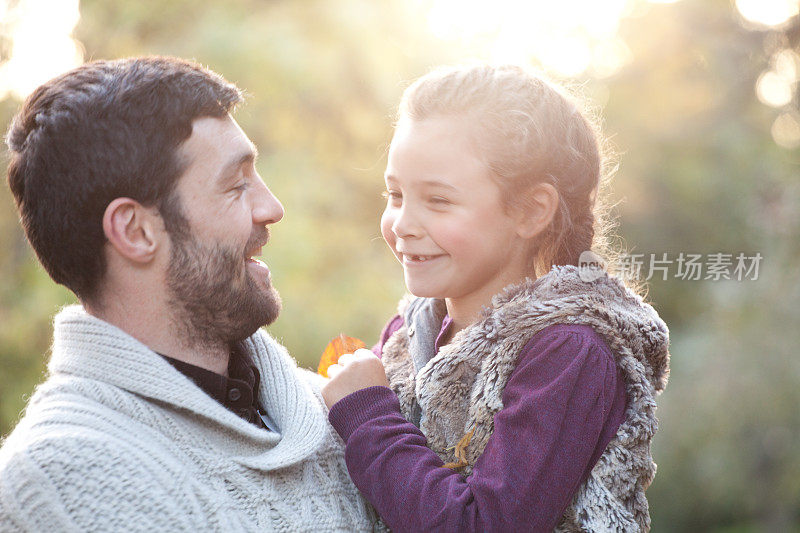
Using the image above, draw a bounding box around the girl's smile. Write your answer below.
[399,252,446,265]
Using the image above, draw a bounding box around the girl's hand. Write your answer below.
[321,349,390,409]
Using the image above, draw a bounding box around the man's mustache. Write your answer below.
[245,227,270,257]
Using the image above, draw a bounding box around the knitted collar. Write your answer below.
[49,305,328,471]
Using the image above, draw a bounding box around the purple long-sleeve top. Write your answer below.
[328,315,627,532]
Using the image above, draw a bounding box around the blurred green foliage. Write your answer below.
[1,0,799,530]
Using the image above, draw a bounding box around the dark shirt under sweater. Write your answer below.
[161,349,277,431]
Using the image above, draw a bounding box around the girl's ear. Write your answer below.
[513,182,560,240]
[102,197,162,263]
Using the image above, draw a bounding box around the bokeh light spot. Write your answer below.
[771,111,800,148]
[0,0,83,101]
[736,0,799,27]
[756,70,795,107]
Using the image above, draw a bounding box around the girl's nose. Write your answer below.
[391,206,423,239]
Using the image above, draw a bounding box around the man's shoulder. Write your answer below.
[1,396,175,478]
[1,423,159,473]
[0,426,195,531]
[0,384,197,529]
[11,373,140,424]
[1,375,180,474]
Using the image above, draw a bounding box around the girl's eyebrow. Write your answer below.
[419,180,458,191]
[384,175,457,192]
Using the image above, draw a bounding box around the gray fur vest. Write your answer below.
[382,266,670,532]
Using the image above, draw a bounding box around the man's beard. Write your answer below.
[165,227,282,351]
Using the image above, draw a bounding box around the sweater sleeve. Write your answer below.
[328,324,627,533]
[0,434,204,532]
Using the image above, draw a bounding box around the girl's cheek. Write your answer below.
[435,223,475,256]
[380,210,397,249]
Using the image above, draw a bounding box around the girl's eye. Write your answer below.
[382,190,402,204]
[429,196,450,205]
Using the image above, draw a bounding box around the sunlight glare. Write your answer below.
[0,0,83,101]
[539,35,594,78]
[423,0,634,77]
[591,39,633,78]
[735,0,799,27]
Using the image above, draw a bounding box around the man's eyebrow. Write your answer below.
[217,144,258,183]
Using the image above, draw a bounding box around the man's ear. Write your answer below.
[513,182,560,240]
[102,198,161,263]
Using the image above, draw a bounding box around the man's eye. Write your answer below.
[233,181,249,192]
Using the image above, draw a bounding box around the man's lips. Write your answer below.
[244,230,272,282]
[245,256,271,282]
[246,257,268,267]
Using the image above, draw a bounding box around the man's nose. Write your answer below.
[252,178,284,225]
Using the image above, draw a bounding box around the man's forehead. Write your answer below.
[179,116,255,164]
[189,114,251,147]
[173,115,256,193]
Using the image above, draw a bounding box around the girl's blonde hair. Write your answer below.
[398,64,628,288]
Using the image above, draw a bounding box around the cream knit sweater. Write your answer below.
[0,306,378,532]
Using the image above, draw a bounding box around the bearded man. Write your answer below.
[0,56,378,531]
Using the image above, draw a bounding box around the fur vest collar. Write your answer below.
[382,266,669,532]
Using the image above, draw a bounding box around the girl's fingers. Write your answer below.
[337,353,356,366]
[327,363,343,378]
[328,351,379,381]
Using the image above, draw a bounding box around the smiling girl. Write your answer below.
[321,64,670,532]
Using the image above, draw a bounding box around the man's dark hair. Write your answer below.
[5,56,242,301]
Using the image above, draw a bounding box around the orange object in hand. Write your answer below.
[317,334,367,378]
